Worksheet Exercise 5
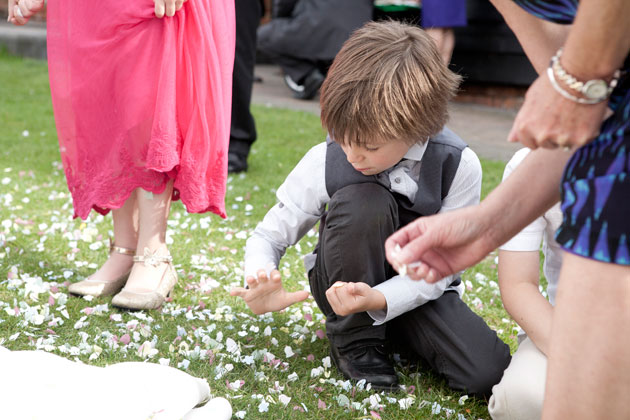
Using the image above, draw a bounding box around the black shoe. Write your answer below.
[227,152,248,174]
[284,69,325,100]
[330,342,399,391]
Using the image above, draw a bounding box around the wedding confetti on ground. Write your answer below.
[0,60,517,418]
[0,164,517,419]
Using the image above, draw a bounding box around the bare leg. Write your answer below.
[542,252,630,419]
[88,194,138,282]
[426,27,456,64]
[123,181,174,292]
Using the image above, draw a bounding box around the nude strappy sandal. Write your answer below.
[110,247,178,310]
[67,239,135,297]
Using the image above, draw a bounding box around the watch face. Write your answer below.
[583,80,608,100]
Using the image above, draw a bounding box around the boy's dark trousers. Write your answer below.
[308,183,511,397]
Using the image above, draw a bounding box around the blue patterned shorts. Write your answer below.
[555,87,630,265]
[506,0,629,264]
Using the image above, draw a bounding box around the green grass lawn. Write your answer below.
[0,51,522,420]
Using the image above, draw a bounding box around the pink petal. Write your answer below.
[304,313,312,321]
[306,354,315,361]
[317,399,326,410]
[48,296,55,306]
[315,330,325,340]
[370,411,382,419]
[119,334,131,345]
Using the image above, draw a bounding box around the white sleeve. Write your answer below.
[438,146,483,212]
[366,147,481,324]
[244,143,329,281]
[498,148,545,251]
[368,275,456,325]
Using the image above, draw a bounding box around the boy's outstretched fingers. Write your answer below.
[256,269,269,284]
[229,286,247,298]
[230,271,309,315]
[246,275,259,289]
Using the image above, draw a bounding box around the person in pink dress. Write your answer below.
[8,0,235,310]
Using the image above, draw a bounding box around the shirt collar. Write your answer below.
[402,140,428,162]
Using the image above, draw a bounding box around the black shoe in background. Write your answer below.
[227,152,248,173]
[330,341,399,391]
[284,68,325,100]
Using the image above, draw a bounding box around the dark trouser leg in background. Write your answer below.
[269,53,325,100]
[228,0,262,173]
[388,291,511,398]
[271,54,318,85]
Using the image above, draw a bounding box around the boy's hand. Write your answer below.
[154,0,188,18]
[230,269,309,315]
[325,282,387,316]
[8,0,45,26]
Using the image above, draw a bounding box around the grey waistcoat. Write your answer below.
[324,127,467,217]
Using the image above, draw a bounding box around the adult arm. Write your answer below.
[490,0,569,75]
[493,0,630,149]
[385,147,571,281]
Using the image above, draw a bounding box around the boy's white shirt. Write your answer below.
[244,139,482,324]
[498,148,563,306]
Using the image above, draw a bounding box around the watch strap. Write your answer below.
[550,48,620,102]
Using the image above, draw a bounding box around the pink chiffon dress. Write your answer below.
[46,0,235,219]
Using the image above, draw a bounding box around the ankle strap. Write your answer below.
[133,247,172,267]
[109,238,136,256]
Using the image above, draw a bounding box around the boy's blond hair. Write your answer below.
[320,21,461,147]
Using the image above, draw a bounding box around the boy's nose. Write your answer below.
[345,149,363,163]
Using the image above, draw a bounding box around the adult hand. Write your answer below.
[325,282,386,316]
[507,74,608,150]
[230,269,309,315]
[154,0,188,18]
[7,0,45,26]
[385,206,495,282]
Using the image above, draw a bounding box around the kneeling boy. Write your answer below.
[231,21,510,395]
